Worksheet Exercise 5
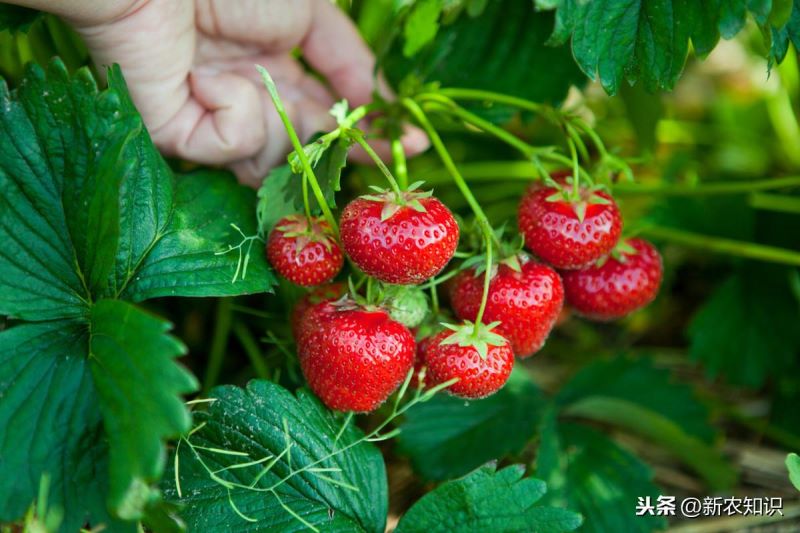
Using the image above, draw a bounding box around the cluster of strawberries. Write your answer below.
[266,175,662,413]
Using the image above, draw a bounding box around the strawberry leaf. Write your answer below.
[689,265,800,388]
[395,463,582,533]
[164,380,387,532]
[89,300,197,519]
[534,0,800,94]
[386,1,585,108]
[0,321,133,532]
[556,356,733,490]
[0,60,275,529]
[398,369,547,480]
[535,419,666,533]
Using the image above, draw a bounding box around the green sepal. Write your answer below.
[440,320,508,360]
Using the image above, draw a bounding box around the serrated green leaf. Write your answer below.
[0,321,135,532]
[120,170,276,300]
[0,60,118,320]
[768,1,800,64]
[787,453,800,492]
[536,421,666,533]
[164,380,387,532]
[387,1,585,108]
[535,0,796,93]
[398,368,546,480]
[689,265,800,388]
[395,463,582,533]
[89,300,198,519]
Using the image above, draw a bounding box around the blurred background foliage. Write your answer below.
[2,0,800,530]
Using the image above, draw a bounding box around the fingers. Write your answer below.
[302,0,380,107]
[150,70,267,164]
[197,0,381,107]
[230,76,337,187]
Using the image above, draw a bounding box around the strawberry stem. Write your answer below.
[643,226,800,267]
[391,136,409,190]
[353,133,403,195]
[402,98,500,249]
[301,171,312,221]
[473,233,493,336]
[433,88,547,116]
[418,95,593,184]
[403,97,498,337]
[568,137,581,201]
[257,66,339,236]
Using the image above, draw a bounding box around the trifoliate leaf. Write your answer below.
[398,368,547,480]
[164,380,387,532]
[395,463,582,533]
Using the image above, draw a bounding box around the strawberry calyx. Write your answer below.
[439,320,509,360]
[360,180,434,221]
[593,238,638,267]
[276,214,337,253]
[543,176,612,223]
[460,230,526,277]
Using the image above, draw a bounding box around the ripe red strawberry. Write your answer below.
[267,215,343,286]
[424,322,514,399]
[340,190,459,285]
[298,301,415,412]
[291,283,345,342]
[450,255,564,357]
[561,238,663,321]
[518,182,621,269]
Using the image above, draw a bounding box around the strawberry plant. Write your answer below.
[3,1,800,532]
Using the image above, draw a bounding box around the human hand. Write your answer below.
[60,0,428,186]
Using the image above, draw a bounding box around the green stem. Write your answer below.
[257,66,338,234]
[403,98,498,246]
[391,136,409,190]
[301,172,312,220]
[403,97,498,336]
[643,226,800,266]
[314,103,377,146]
[433,88,546,115]
[430,283,440,316]
[420,161,800,196]
[232,322,269,380]
[418,97,592,183]
[353,134,403,194]
[203,298,233,394]
[567,137,580,200]
[749,193,800,214]
[473,234,493,333]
